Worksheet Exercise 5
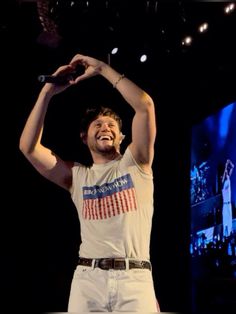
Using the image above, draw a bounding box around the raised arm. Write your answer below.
[102,66,156,173]
[19,64,76,190]
[227,159,234,177]
[222,159,235,183]
[70,54,157,173]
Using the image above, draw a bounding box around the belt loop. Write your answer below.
[91,258,96,269]
[125,258,129,270]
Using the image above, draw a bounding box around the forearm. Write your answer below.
[100,63,156,168]
[100,63,154,112]
[70,54,154,112]
[19,88,53,155]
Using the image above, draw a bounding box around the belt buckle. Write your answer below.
[98,258,110,270]
[113,258,126,270]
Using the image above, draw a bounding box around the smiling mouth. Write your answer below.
[97,135,113,141]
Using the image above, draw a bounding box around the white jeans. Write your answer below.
[68,263,160,312]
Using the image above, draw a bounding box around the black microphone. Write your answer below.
[38,72,76,85]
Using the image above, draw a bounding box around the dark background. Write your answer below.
[2,0,236,313]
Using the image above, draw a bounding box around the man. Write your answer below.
[222,159,234,237]
[19,53,160,312]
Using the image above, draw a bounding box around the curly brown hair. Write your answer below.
[80,106,123,136]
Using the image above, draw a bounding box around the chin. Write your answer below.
[98,145,116,153]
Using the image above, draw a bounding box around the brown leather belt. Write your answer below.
[78,257,151,271]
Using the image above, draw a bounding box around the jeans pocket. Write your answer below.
[74,265,92,279]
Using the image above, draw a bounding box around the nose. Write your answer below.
[101,123,110,131]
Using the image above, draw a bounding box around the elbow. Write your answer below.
[19,137,32,156]
[142,93,155,112]
[19,137,25,154]
[19,143,28,157]
[19,135,26,154]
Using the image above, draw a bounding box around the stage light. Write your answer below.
[36,0,62,48]
[140,54,147,63]
[111,47,118,55]
[182,36,193,46]
[224,3,235,15]
[198,22,208,33]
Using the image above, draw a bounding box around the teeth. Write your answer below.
[99,135,112,140]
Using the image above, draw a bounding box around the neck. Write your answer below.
[91,150,121,164]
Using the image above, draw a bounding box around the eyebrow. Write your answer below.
[93,118,116,124]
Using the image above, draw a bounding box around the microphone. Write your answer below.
[38,72,76,85]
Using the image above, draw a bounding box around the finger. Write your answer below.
[53,64,75,76]
[74,72,94,83]
[74,74,88,83]
[69,55,85,66]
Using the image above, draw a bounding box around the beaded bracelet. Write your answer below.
[113,74,125,88]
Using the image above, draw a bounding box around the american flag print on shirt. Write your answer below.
[82,174,137,220]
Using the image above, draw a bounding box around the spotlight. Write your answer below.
[224,3,235,14]
[111,47,119,55]
[198,22,208,33]
[140,54,147,63]
[181,36,193,46]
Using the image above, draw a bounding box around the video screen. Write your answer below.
[190,100,236,257]
[189,101,236,312]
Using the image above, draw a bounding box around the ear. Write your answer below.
[80,132,87,144]
[119,132,126,144]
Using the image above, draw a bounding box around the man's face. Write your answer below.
[86,115,122,153]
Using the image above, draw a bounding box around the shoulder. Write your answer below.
[120,146,153,176]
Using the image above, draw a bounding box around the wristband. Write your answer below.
[113,74,125,88]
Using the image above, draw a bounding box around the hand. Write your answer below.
[69,54,106,83]
[42,64,76,95]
